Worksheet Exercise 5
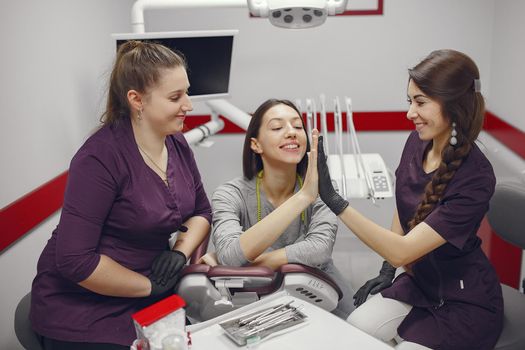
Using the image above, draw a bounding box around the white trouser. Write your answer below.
[347,293,432,349]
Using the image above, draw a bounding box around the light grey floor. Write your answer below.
[331,197,397,293]
[332,230,384,294]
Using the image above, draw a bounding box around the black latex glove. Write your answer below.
[150,250,187,285]
[149,273,180,298]
[317,136,349,216]
[353,260,396,307]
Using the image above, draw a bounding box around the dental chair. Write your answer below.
[14,292,43,350]
[487,181,525,350]
[175,235,343,323]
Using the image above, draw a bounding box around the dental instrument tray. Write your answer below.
[219,301,308,346]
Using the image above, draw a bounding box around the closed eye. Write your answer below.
[407,99,425,107]
[170,90,189,101]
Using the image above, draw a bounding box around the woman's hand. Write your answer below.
[150,250,187,285]
[353,260,396,307]
[317,135,349,215]
[196,252,219,267]
[301,129,319,203]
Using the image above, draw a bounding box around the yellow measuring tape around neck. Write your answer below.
[256,170,306,225]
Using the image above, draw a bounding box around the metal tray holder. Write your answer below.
[219,301,308,346]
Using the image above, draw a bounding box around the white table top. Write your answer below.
[186,292,392,350]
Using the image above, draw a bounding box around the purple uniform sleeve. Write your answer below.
[55,142,118,283]
[424,166,495,250]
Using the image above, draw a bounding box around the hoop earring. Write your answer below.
[450,122,458,146]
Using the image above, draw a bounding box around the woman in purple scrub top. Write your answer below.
[313,49,503,349]
[30,41,212,350]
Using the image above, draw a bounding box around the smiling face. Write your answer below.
[250,103,307,168]
[406,79,451,147]
[141,66,193,135]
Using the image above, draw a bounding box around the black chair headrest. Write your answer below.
[487,181,525,249]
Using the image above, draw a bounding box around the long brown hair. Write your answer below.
[101,40,187,125]
[407,49,485,230]
[242,99,310,180]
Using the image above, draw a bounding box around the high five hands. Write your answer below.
[316,134,349,216]
[303,130,349,216]
[315,136,395,307]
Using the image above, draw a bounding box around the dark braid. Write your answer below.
[408,139,471,230]
[406,49,485,230]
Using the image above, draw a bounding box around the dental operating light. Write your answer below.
[248,0,349,28]
[131,1,350,33]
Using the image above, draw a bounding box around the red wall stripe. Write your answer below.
[485,111,525,159]
[184,111,414,133]
[1,110,523,289]
[0,171,68,252]
[182,115,246,134]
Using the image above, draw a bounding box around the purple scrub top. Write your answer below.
[381,131,503,350]
[30,117,212,346]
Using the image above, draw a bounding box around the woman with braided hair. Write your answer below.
[312,49,503,349]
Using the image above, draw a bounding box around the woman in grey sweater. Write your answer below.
[211,99,354,318]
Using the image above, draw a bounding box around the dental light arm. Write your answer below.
[131,0,247,33]
[132,0,349,32]
[128,1,351,146]
[205,99,251,130]
[184,99,251,146]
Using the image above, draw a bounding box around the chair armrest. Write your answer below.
[180,264,211,277]
[208,266,274,279]
[278,264,343,300]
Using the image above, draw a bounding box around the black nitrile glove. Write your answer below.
[317,136,349,216]
[353,260,396,307]
[149,273,180,298]
[150,250,187,285]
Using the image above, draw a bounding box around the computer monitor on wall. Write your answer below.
[112,30,238,102]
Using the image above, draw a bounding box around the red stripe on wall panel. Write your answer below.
[184,111,413,133]
[184,115,246,134]
[485,111,525,160]
[325,111,413,131]
[0,171,68,252]
[478,217,521,288]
